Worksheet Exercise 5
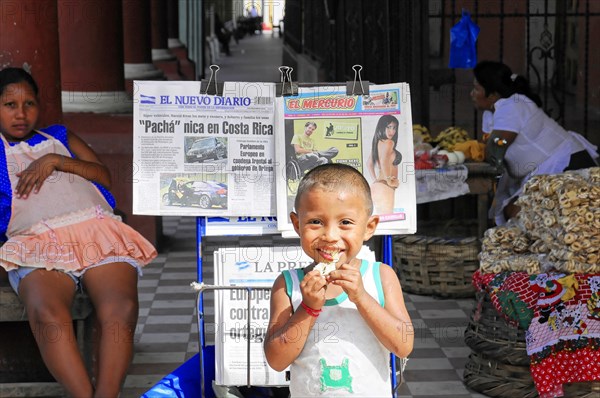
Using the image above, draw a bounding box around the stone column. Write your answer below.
[1,1,63,375]
[167,0,184,49]
[58,0,130,113]
[122,0,163,95]
[167,0,196,80]
[150,0,175,61]
[0,0,62,125]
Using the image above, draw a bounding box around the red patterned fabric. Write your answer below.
[472,270,600,397]
[533,348,600,398]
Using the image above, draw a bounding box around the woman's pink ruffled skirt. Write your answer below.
[0,208,157,272]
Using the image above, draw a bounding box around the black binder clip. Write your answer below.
[200,65,224,96]
[346,64,369,96]
[276,66,298,97]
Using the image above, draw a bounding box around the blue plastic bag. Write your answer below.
[448,10,480,69]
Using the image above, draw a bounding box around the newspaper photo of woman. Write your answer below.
[367,115,402,215]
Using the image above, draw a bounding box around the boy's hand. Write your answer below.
[15,154,62,199]
[300,269,327,310]
[326,263,366,304]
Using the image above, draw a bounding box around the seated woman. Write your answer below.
[366,115,403,215]
[0,67,157,397]
[471,61,599,225]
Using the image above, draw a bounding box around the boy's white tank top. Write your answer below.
[283,260,392,397]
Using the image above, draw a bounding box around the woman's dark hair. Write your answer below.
[0,67,39,97]
[371,115,402,168]
[473,61,542,107]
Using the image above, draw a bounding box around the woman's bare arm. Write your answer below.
[484,129,517,167]
[367,154,376,180]
[64,130,112,188]
[15,130,112,198]
[486,129,517,149]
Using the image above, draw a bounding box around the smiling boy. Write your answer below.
[264,163,413,397]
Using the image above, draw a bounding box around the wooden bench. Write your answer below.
[0,269,95,397]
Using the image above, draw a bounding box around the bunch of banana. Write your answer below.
[433,126,470,150]
[412,124,432,143]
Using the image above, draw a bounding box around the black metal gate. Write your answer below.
[429,0,599,142]
[284,0,599,144]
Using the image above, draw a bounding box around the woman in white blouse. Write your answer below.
[471,61,598,225]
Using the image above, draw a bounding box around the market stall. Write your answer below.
[412,124,497,237]
[415,162,497,237]
[395,125,497,299]
[464,167,600,397]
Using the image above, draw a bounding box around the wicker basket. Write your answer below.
[464,292,529,366]
[393,235,480,298]
[464,351,600,397]
[463,351,537,397]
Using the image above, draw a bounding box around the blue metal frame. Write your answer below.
[195,217,215,398]
[382,234,400,396]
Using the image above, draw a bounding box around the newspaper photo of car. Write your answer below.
[161,177,228,209]
[185,137,227,163]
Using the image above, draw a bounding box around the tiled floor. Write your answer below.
[397,294,485,398]
[122,217,200,397]
[121,34,488,397]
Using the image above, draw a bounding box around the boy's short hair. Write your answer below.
[294,163,373,215]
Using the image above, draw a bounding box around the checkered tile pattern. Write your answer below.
[397,293,487,398]
[120,216,488,397]
[122,217,199,397]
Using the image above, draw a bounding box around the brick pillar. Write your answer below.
[58,0,130,113]
[57,0,160,246]
[151,0,175,61]
[167,0,196,80]
[167,0,183,49]
[122,0,163,95]
[0,0,62,126]
[151,0,182,80]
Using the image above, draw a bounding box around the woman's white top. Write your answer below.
[483,94,598,225]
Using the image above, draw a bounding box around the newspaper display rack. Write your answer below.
[192,231,400,397]
[140,65,410,397]
[193,282,272,395]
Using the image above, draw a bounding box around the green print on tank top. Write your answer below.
[319,358,353,393]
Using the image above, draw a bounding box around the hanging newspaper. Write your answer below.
[132,80,276,216]
[212,245,376,386]
[213,245,312,386]
[274,83,417,236]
